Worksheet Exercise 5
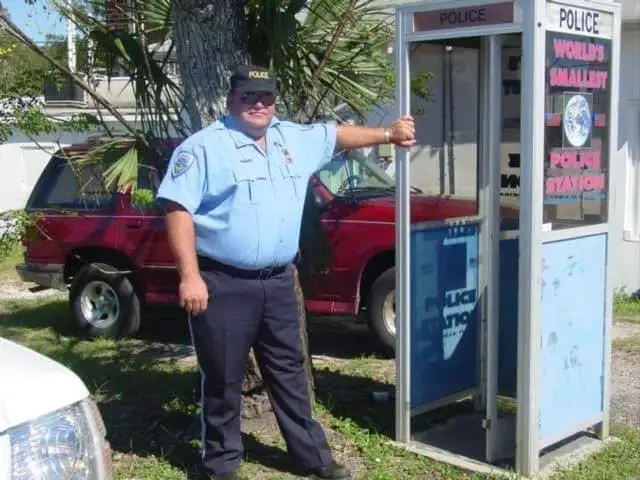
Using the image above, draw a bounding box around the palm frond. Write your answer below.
[137,0,172,41]
[254,0,395,122]
[103,146,139,189]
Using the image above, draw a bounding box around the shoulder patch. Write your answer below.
[171,151,196,179]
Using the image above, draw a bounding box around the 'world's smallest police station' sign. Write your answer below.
[543,1,613,223]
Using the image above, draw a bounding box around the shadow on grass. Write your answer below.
[0,298,399,478]
[308,315,388,360]
[314,367,476,443]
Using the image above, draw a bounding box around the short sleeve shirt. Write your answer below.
[155,116,337,270]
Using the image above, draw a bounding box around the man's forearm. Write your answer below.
[165,206,200,279]
[335,124,388,151]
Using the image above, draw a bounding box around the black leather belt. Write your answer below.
[197,255,288,279]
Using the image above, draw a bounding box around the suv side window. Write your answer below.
[28,154,117,211]
[137,145,173,193]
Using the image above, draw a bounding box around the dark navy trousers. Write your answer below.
[188,261,332,476]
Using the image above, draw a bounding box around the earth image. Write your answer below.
[563,94,592,148]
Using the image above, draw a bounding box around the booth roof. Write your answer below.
[374,0,639,22]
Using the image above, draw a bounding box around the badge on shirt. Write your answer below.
[172,152,196,179]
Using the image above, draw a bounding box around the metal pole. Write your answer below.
[394,6,412,445]
[447,46,456,194]
[475,37,490,414]
[516,0,545,475]
[485,33,503,463]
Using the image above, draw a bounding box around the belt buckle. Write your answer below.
[258,267,274,279]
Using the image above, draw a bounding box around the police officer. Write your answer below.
[156,64,415,480]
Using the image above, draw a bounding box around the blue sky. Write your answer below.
[4,0,66,43]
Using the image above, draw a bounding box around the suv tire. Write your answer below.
[367,267,396,357]
[69,263,142,339]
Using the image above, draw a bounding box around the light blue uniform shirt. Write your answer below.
[156,116,337,270]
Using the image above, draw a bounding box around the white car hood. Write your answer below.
[0,338,89,433]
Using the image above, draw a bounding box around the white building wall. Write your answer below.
[0,132,80,214]
[612,22,640,293]
[0,121,138,215]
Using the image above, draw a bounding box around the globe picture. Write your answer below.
[563,94,592,148]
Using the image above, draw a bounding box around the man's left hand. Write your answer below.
[388,115,416,148]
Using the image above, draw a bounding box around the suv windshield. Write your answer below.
[314,149,395,197]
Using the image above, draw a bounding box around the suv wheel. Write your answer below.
[69,263,142,339]
[367,267,396,357]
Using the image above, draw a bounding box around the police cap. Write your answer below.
[230,64,278,94]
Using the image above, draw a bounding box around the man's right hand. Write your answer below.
[179,273,209,315]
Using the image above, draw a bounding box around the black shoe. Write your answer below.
[207,472,238,480]
[308,460,351,479]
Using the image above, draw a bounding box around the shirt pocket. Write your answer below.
[232,161,269,205]
[278,160,304,199]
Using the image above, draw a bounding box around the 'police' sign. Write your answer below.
[414,1,513,32]
[546,2,613,39]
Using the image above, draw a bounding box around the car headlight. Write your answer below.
[9,399,111,479]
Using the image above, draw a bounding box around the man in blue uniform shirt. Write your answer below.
[156,64,415,480]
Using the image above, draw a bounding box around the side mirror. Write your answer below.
[313,191,329,210]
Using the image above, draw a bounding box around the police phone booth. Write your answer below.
[393,0,621,477]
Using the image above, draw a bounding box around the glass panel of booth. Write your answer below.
[500,34,522,232]
[408,35,523,229]
[408,37,480,214]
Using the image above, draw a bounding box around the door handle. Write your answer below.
[125,220,143,230]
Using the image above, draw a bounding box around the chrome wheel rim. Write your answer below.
[382,289,396,337]
[79,281,120,329]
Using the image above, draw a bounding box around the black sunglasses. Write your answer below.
[241,91,276,106]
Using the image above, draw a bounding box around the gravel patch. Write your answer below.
[613,320,640,341]
[611,350,640,427]
[0,280,66,301]
[611,320,640,427]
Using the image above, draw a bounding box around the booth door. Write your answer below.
[407,38,484,412]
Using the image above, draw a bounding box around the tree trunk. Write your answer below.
[171,0,249,131]
[294,265,316,403]
[172,0,315,416]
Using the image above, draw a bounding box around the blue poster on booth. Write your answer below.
[410,223,479,409]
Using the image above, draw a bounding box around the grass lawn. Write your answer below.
[613,290,640,319]
[0,244,21,282]
[1,251,640,479]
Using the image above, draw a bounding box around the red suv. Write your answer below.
[16,141,478,355]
